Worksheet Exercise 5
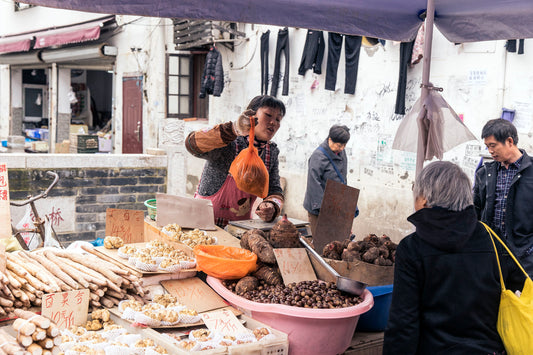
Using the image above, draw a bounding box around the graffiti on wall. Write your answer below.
[10,196,75,233]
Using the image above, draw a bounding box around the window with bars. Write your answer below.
[167,53,208,119]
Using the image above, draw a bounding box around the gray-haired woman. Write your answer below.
[384,161,512,354]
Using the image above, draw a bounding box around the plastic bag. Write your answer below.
[483,222,533,354]
[91,237,104,247]
[229,116,269,198]
[0,237,23,252]
[43,216,60,248]
[15,205,41,250]
[194,245,257,279]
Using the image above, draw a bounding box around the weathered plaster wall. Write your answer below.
[0,66,9,139]
[111,16,168,154]
[184,24,533,243]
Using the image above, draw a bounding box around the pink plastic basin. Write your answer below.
[207,276,374,355]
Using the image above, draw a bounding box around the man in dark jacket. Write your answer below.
[384,161,507,354]
[473,118,533,277]
[303,125,352,236]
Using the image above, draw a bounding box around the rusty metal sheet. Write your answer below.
[313,180,359,254]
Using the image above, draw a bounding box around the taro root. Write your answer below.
[357,240,373,254]
[341,249,361,262]
[341,239,352,249]
[378,246,389,259]
[363,234,380,246]
[384,240,397,251]
[346,241,361,253]
[268,214,300,248]
[374,256,393,266]
[322,241,343,260]
[312,233,399,266]
[253,264,283,285]
[235,276,259,295]
[240,229,266,250]
[380,234,392,244]
[248,233,276,264]
[362,246,380,263]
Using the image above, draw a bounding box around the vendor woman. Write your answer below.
[185,95,286,228]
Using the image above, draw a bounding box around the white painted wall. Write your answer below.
[112,16,167,153]
[0,2,108,35]
[0,66,9,138]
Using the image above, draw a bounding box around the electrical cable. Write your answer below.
[230,30,259,71]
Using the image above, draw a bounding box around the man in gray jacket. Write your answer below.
[303,125,352,236]
[473,118,533,277]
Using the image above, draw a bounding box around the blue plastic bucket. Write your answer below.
[356,284,393,331]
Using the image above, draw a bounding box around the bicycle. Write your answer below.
[10,171,64,250]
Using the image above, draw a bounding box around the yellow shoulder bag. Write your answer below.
[482,222,533,355]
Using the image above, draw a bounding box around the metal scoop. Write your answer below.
[300,237,367,296]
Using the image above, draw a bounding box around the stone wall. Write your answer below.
[8,166,167,243]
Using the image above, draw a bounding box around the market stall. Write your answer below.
[0,161,389,355]
[0,227,293,354]
[0,210,394,355]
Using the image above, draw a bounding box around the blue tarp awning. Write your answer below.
[17,0,533,43]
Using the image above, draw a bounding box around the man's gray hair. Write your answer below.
[413,161,473,211]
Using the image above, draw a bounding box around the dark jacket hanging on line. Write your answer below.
[200,46,224,98]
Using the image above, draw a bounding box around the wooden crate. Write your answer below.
[344,332,384,355]
[310,256,394,286]
[69,134,98,153]
[144,217,165,242]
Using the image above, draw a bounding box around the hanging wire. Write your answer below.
[230,30,259,71]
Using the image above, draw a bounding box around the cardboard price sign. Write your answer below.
[274,248,317,285]
[202,309,247,336]
[161,278,228,313]
[0,163,11,239]
[41,289,90,329]
[105,208,144,243]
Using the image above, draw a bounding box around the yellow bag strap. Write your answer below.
[481,221,530,291]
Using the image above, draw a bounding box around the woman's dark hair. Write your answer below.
[246,95,286,117]
[481,118,518,145]
[328,125,350,144]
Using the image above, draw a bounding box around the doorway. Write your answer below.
[122,76,143,154]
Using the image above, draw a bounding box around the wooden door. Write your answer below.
[122,76,143,153]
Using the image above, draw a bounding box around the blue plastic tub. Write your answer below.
[356,284,393,331]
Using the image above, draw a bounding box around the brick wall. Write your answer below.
[8,167,167,243]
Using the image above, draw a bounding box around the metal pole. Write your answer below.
[421,0,435,100]
[416,0,435,176]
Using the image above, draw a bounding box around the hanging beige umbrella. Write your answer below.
[392,87,477,174]
[392,0,477,176]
